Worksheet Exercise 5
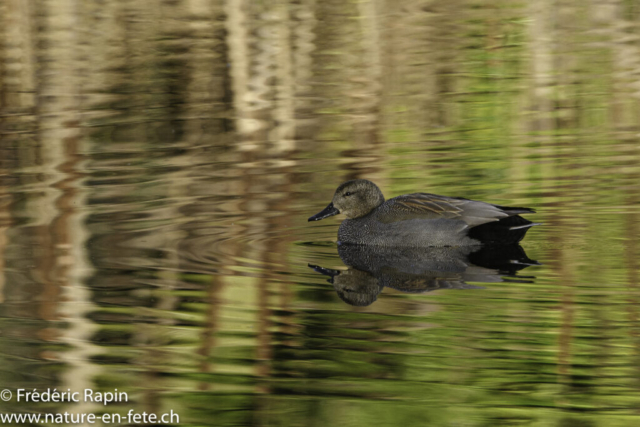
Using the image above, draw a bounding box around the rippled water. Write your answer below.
[2,1,640,426]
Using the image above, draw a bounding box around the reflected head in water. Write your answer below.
[309,264,383,306]
[309,180,540,247]
[310,244,539,307]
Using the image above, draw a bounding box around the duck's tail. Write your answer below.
[468,214,540,245]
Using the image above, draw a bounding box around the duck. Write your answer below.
[308,179,539,247]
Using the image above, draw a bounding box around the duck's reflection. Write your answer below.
[309,245,539,306]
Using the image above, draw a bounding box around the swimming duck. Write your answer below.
[308,179,539,246]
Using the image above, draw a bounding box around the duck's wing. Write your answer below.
[379,193,535,228]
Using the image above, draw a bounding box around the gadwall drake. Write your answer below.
[308,179,539,247]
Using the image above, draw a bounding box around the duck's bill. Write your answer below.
[308,203,339,221]
[308,263,341,278]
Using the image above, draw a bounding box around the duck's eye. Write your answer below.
[344,192,352,197]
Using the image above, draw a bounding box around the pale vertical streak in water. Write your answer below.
[222,0,272,395]
[228,0,272,389]
[1,0,37,115]
[31,0,101,416]
[336,0,381,152]
[201,161,246,393]
[249,1,289,152]
[114,0,159,414]
[272,0,295,153]
[312,0,354,152]
[241,174,271,392]
[251,0,306,388]
[0,0,10,300]
[0,0,38,341]
[0,181,7,304]
[290,0,317,144]
[353,0,382,149]
[225,0,260,148]
[183,0,229,142]
[273,0,316,353]
[182,0,229,393]
[219,0,310,389]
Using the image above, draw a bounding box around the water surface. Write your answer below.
[1,1,640,426]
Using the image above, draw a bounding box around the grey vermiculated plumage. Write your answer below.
[308,179,539,247]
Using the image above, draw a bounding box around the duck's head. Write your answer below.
[308,179,385,221]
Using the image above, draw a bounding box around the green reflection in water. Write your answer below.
[1,0,640,426]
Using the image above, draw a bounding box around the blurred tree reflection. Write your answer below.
[1,0,640,426]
